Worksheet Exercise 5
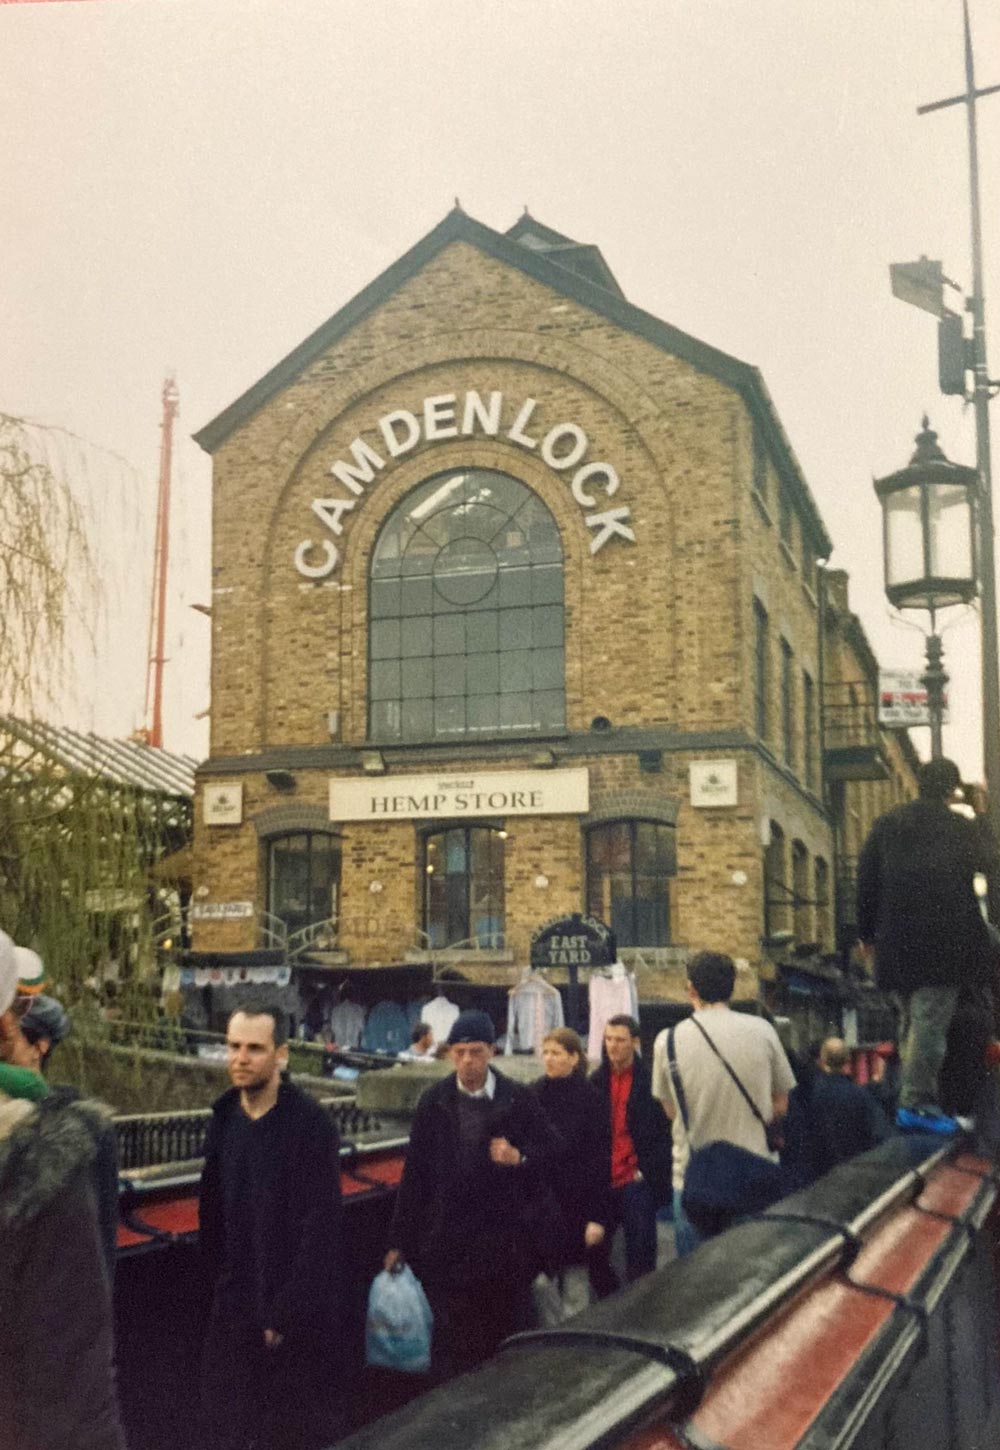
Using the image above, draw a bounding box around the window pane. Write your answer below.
[499,693,532,728]
[501,608,533,650]
[532,565,562,603]
[533,690,564,728]
[467,653,500,695]
[467,695,500,731]
[401,616,432,657]
[401,657,431,698]
[401,699,433,740]
[533,647,563,689]
[434,655,466,696]
[400,577,433,615]
[533,605,563,646]
[434,615,465,655]
[370,660,400,701]
[466,613,499,652]
[500,649,532,692]
[435,697,465,735]
[371,580,401,618]
[498,567,532,606]
[370,619,400,660]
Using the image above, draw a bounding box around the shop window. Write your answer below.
[753,599,770,740]
[370,469,565,742]
[585,820,676,947]
[267,832,341,942]
[423,825,505,949]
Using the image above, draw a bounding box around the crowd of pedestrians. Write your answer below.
[3,749,997,1450]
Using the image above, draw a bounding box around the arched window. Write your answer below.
[267,833,340,942]
[585,821,676,947]
[369,469,564,742]
[422,825,505,949]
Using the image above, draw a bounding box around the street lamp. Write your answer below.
[874,418,978,758]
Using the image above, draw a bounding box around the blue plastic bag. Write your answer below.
[365,1266,434,1374]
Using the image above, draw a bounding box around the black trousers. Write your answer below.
[200,1303,344,1450]
[425,1277,534,1383]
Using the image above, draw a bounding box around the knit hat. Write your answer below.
[446,1009,496,1046]
[13,946,46,997]
[19,994,70,1048]
[0,931,16,1016]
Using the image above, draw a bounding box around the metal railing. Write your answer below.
[115,1095,389,1173]
[822,684,882,751]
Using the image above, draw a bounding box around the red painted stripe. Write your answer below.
[622,1159,991,1450]
[132,1196,200,1236]
[117,1225,154,1249]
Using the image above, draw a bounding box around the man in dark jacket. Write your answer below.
[384,1009,561,1379]
[199,1006,343,1450]
[589,1014,672,1297]
[857,758,996,1124]
[0,933,126,1450]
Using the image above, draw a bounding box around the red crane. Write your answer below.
[141,376,179,749]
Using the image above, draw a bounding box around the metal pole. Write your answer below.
[961,4,1000,873]
[922,631,948,760]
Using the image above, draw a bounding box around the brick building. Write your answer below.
[190,208,915,1018]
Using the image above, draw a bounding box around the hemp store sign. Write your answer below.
[330,767,589,822]
[294,389,636,579]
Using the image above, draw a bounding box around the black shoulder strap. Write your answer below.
[665,1026,689,1132]
[690,1017,767,1128]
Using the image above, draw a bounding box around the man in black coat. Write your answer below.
[857,757,996,1123]
[384,1009,561,1379]
[199,1006,343,1450]
[589,1014,672,1297]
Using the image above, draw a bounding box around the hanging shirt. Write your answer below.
[361,1000,411,1055]
[329,998,366,1049]
[505,975,564,1055]
[587,971,638,1062]
[609,1066,638,1188]
[422,995,460,1048]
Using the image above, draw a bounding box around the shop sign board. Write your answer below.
[689,759,738,808]
[203,782,244,826]
[530,913,616,969]
[294,389,636,579]
[878,668,948,727]
[330,767,589,822]
[189,901,255,921]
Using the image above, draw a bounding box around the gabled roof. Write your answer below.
[0,716,197,797]
[194,206,832,555]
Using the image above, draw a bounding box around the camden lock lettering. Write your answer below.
[294,389,636,579]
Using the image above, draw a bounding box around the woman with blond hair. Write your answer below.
[531,1027,609,1323]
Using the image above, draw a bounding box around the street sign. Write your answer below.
[890,258,946,318]
[878,668,950,727]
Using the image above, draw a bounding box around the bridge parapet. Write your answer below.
[335,1136,999,1450]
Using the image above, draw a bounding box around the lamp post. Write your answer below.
[873,419,979,758]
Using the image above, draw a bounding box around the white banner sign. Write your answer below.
[189,901,255,921]
[689,760,738,808]
[878,669,949,727]
[330,767,589,822]
[203,782,244,826]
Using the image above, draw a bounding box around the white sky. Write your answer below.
[2,0,999,778]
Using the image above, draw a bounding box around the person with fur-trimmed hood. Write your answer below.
[0,930,126,1450]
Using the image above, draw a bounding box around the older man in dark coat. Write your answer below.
[857,757,996,1124]
[199,1006,343,1450]
[384,1010,561,1379]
